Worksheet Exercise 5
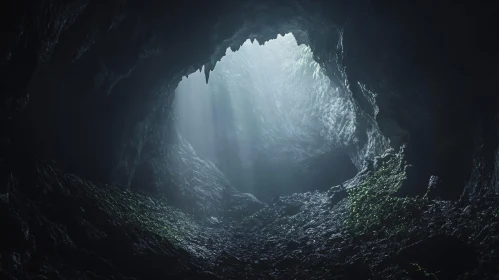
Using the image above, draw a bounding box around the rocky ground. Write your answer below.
[1,148,498,280]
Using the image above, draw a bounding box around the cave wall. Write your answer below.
[2,0,498,200]
[340,1,499,199]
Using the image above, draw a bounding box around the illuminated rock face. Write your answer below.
[173,34,363,199]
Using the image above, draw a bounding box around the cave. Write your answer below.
[172,34,358,201]
[1,1,499,279]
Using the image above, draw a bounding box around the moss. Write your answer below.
[344,150,427,235]
[87,185,195,243]
[47,164,200,246]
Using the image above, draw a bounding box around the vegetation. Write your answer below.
[84,182,194,243]
[41,162,197,244]
[344,149,427,235]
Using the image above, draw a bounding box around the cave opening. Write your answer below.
[172,33,358,201]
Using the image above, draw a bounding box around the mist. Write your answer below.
[173,33,358,200]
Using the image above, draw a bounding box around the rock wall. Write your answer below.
[1,0,498,200]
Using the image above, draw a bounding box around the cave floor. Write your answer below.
[1,156,499,280]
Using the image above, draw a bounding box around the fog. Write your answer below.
[173,33,358,200]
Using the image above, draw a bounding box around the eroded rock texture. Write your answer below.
[1,0,499,279]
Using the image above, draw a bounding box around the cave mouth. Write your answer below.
[172,33,358,201]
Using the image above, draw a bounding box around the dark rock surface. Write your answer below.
[394,234,478,279]
[0,151,498,279]
[1,0,499,279]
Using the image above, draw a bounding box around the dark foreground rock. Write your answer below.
[1,150,498,279]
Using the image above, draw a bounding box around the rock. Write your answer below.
[227,192,266,218]
[363,159,374,171]
[328,187,348,206]
[373,149,395,170]
[10,252,21,267]
[271,195,281,204]
[206,216,222,228]
[424,175,443,200]
[282,203,302,216]
[76,219,107,243]
[286,240,300,250]
[342,169,372,190]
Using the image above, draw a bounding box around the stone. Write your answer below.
[424,175,443,200]
[282,203,303,216]
[328,187,348,206]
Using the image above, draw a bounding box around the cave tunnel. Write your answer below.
[1,0,499,279]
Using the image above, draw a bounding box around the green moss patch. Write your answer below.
[344,150,427,235]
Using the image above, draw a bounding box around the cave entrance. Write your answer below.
[173,33,357,201]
